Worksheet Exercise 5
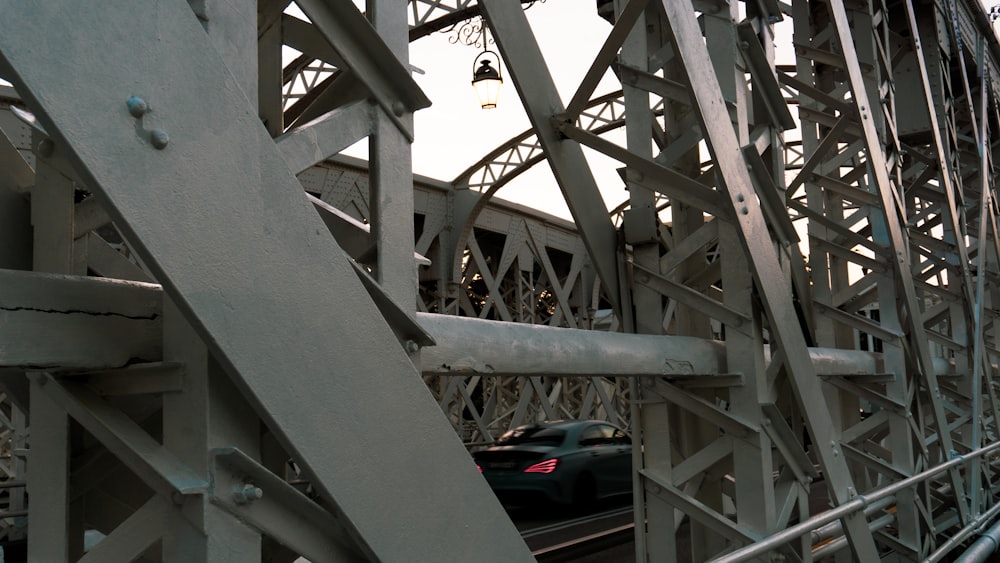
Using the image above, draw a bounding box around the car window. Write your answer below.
[579,424,617,447]
[580,424,629,447]
[496,426,566,446]
[612,428,631,445]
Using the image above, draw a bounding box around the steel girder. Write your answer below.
[0,0,530,561]
[3,0,1000,561]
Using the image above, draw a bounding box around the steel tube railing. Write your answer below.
[809,495,895,545]
[811,513,896,560]
[928,497,1000,562]
[955,520,1000,563]
[711,440,1000,562]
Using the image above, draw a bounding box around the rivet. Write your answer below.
[126,96,149,118]
[737,194,745,202]
[741,206,749,215]
[150,129,170,150]
[405,340,420,354]
[392,101,406,117]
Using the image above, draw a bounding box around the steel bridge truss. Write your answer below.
[2,0,1000,561]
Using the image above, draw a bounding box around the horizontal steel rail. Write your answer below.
[712,440,1000,562]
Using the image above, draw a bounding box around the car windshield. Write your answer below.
[496,426,566,446]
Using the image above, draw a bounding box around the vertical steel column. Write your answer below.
[0,0,532,559]
[794,1,851,352]
[162,303,261,563]
[258,0,287,138]
[617,1,668,559]
[27,377,69,562]
[369,0,418,310]
[902,0,986,519]
[27,119,82,560]
[969,38,991,515]
[478,0,623,317]
[825,0,970,525]
[31,143,80,276]
[162,5,264,558]
[713,2,777,549]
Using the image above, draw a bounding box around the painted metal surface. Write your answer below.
[0,0,529,561]
[2,0,1000,560]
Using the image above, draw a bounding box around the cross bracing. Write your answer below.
[2,0,1000,561]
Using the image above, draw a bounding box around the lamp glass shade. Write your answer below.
[472,59,502,109]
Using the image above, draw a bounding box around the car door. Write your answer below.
[607,427,632,493]
[578,423,628,496]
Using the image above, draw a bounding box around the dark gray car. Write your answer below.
[473,420,632,506]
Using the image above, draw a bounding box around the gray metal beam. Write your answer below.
[0,2,530,560]
[276,100,371,175]
[479,0,623,316]
[211,448,364,561]
[368,0,420,311]
[824,0,970,523]
[28,376,70,562]
[294,0,429,141]
[0,269,162,370]
[30,373,207,498]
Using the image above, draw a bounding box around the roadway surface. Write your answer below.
[507,497,635,562]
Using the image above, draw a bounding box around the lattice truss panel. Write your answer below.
[280,0,544,128]
[473,0,1000,560]
[294,155,629,438]
[2,0,1000,561]
[0,0,542,561]
[543,0,1000,559]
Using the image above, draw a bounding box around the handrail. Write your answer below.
[711,439,1000,562]
[927,498,1000,562]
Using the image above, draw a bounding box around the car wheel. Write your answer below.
[572,473,597,512]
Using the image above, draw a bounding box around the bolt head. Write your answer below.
[150,129,169,150]
[233,483,263,505]
[126,96,149,118]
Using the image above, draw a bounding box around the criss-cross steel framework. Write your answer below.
[3,0,1000,561]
